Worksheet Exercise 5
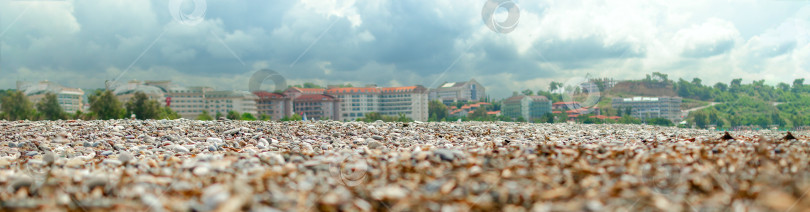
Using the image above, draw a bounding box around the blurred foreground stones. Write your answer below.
[1,120,810,211]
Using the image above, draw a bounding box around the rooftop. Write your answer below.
[295,94,336,101]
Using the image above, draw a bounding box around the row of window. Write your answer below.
[295,102,324,106]
[343,113,365,117]
[172,95,203,98]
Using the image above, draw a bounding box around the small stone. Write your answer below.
[173,145,190,153]
[43,151,56,164]
[207,138,223,143]
[368,141,383,149]
[101,151,114,156]
[372,135,384,141]
[193,166,210,176]
[433,149,455,161]
[25,151,39,157]
[118,151,134,164]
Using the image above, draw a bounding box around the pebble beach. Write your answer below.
[1,120,809,211]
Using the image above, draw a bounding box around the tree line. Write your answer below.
[0,90,180,121]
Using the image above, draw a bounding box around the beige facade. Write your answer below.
[502,95,552,121]
[16,81,85,114]
[429,79,486,105]
[253,91,292,120]
[204,90,259,117]
[113,80,259,119]
[326,86,429,121]
[612,96,682,122]
[112,80,167,106]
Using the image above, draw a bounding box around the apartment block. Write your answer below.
[428,79,485,105]
[204,90,259,117]
[16,81,85,114]
[326,87,380,121]
[145,81,211,119]
[326,86,429,121]
[113,80,259,119]
[253,91,292,120]
[611,96,682,122]
[502,95,552,121]
[112,80,167,106]
[293,94,340,120]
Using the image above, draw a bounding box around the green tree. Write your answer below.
[36,93,66,120]
[89,90,124,120]
[73,110,84,120]
[714,82,728,92]
[197,110,214,120]
[793,78,805,93]
[428,100,449,122]
[521,89,534,96]
[468,106,489,120]
[777,83,791,92]
[158,107,180,120]
[259,114,271,121]
[215,111,223,119]
[241,112,257,120]
[730,78,743,92]
[647,118,673,126]
[360,112,383,122]
[125,91,162,120]
[549,81,563,91]
[0,90,36,121]
[692,110,709,129]
[226,111,240,120]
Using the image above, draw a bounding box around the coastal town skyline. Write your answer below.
[1,0,809,99]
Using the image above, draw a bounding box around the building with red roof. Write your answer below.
[552,101,581,110]
[293,94,340,120]
[448,102,492,117]
[253,91,293,120]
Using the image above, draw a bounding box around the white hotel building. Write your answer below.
[325,86,429,121]
[111,80,259,119]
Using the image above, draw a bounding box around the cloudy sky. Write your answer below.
[0,0,809,98]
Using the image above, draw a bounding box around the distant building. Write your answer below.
[253,91,292,120]
[612,96,682,122]
[108,80,427,121]
[429,79,485,105]
[115,80,259,119]
[286,87,326,95]
[204,90,259,117]
[502,95,552,121]
[146,81,212,119]
[552,102,581,111]
[448,102,491,117]
[324,87,380,121]
[293,94,340,120]
[112,80,167,106]
[16,81,85,114]
[379,86,429,120]
[326,86,429,121]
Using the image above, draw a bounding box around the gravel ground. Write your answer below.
[1,120,809,211]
